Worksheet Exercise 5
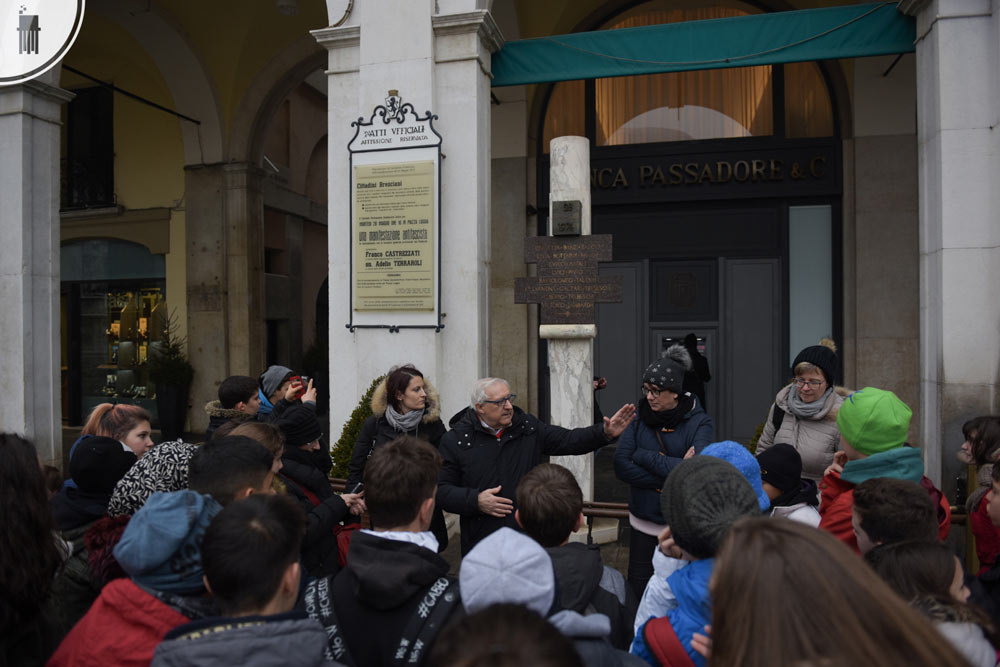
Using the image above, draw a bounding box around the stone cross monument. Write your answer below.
[515,136,622,502]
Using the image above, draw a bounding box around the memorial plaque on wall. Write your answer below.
[347,91,443,331]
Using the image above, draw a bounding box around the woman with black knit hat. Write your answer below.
[613,346,713,598]
[756,339,849,483]
[276,404,362,577]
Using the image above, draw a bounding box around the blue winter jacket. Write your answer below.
[631,558,713,667]
[613,400,713,523]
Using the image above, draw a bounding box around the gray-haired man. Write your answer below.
[437,378,635,554]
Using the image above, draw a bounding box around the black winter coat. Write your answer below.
[279,448,349,578]
[437,406,611,554]
[306,531,460,666]
[347,415,447,486]
[347,377,449,549]
[613,399,712,524]
[547,543,637,650]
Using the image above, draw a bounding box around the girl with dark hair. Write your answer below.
[0,433,65,665]
[958,416,1000,572]
[708,518,970,667]
[348,364,449,550]
[867,540,998,667]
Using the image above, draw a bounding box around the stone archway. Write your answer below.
[228,34,327,166]
[92,0,225,165]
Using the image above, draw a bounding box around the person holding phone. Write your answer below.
[347,364,449,550]
[256,365,316,422]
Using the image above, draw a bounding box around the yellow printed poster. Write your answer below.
[352,161,435,311]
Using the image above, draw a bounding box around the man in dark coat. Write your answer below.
[437,377,636,555]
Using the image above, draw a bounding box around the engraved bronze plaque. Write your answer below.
[514,235,623,325]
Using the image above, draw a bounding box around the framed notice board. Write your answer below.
[347,93,443,332]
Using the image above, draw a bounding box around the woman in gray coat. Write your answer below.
[756,339,848,482]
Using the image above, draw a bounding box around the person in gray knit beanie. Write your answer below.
[660,456,761,560]
[631,456,761,663]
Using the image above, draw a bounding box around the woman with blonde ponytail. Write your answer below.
[756,339,848,482]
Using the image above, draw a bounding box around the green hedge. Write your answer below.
[330,375,385,478]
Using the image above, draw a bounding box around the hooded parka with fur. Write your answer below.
[348,377,448,548]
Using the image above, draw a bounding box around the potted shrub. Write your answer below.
[148,312,194,441]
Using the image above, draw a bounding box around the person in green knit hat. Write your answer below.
[818,387,951,553]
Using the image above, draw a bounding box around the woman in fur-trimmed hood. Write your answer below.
[347,364,449,549]
[756,339,851,483]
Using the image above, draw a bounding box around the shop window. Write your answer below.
[61,239,166,425]
[597,3,771,145]
[785,61,834,138]
[595,67,773,145]
[61,87,114,210]
[788,205,833,365]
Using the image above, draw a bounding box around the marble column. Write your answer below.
[0,74,73,465]
[545,136,597,501]
[900,0,1000,490]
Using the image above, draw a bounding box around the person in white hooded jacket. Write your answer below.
[459,527,644,667]
[756,443,821,527]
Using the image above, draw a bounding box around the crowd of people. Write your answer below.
[2,351,1000,666]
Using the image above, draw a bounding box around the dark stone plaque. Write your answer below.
[514,235,623,325]
[551,200,582,236]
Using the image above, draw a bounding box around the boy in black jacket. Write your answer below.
[302,436,460,666]
[516,463,637,649]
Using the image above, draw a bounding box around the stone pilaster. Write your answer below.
[223,164,266,377]
[900,0,1000,489]
[184,162,265,431]
[0,78,73,465]
[314,6,503,432]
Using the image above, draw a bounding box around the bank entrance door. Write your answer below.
[596,256,782,444]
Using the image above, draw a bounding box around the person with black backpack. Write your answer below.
[755,339,850,483]
[303,436,460,666]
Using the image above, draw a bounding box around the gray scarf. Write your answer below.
[786,386,833,419]
[385,404,423,433]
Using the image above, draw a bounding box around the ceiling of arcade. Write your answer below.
[62,0,330,163]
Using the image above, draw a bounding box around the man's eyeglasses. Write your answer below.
[481,394,516,406]
[640,386,662,398]
[793,378,825,388]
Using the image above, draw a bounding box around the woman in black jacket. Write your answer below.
[276,404,361,577]
[348,364,448,549]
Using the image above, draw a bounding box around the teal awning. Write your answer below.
[492,2,914,87]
